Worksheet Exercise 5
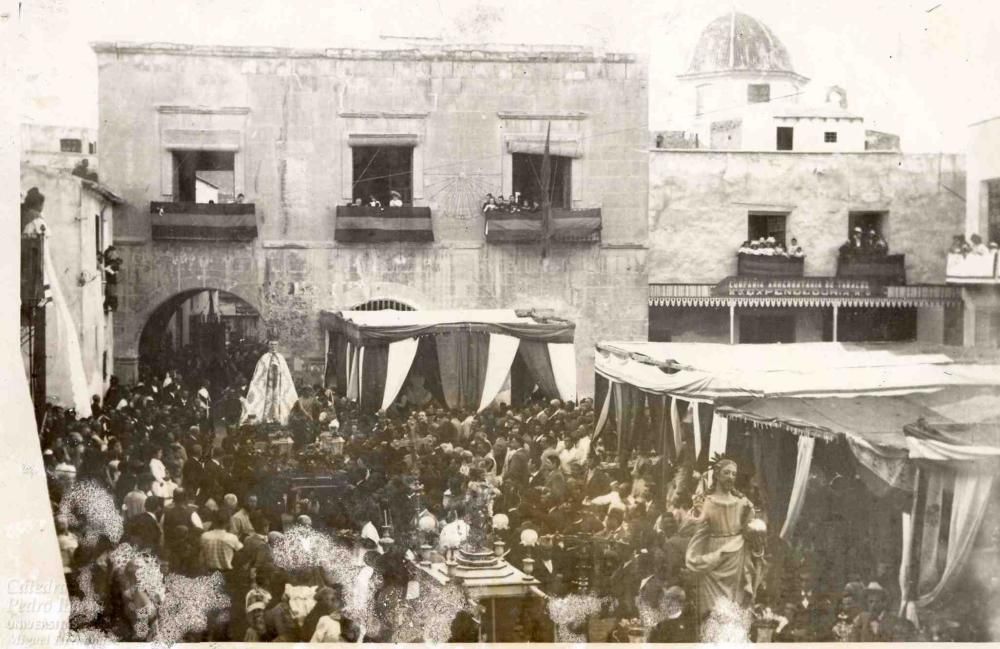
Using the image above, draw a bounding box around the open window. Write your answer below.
[512,153,572,208]
[848,211,886,240]
[352,145,413,205]
[172,150,235,203]
[60,138,82,153]
[748,211,788,247]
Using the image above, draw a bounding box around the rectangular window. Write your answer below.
[352,145,413,204]
[776,127,794,151]
[171,150,235,203]
[747,211,788,248]
[60,138,82,153]
[740,314,795,344]
[824,131,838,143]
[696,84,711,116]
[848,211,887,242]
[748,84,771,104]
[987,179,1000,245]
[512,153,572,209]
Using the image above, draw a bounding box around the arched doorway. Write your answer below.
[138,289,263,391]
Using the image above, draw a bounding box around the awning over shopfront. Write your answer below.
[595,341,1000,400]
[649,281,963,308]
[321,309,576,412]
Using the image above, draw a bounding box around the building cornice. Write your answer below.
[676,69,810,84]
[91,41,636,64]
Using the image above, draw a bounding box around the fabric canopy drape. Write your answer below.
[614,383,625,454]
[44,242,92,417]
[547,342,577,402]
[670,397,683,459]
[917,472,946,591]
[915,468,995,607]
[708,412,729,459]
[478,334,521,412]
[334,334,348,393]
[780,434,815,540]
[361,345,389,412]
[381,337,420,411]
[519,340,561,399]
[346,342,359,401]
[593,381,613,441]
[753,429,797,532]
[435,331,490,410]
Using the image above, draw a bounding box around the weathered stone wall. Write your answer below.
[649,150,966,284]
[97,43,649,395]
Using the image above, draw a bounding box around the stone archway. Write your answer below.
[137,288,264,383]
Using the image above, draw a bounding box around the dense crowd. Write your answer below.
[41,350,990,643]
[738,237,805,258]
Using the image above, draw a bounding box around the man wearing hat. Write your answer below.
[849,582,916,641]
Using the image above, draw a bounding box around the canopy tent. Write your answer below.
[592,341,1000,603]
[595,341,1000,400]
[898,420,1000,624]
[321,309,577,412]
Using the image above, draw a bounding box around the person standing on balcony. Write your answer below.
[388,190,403,207]
[789,238,804,258]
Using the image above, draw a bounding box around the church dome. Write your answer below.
[686,12,796,76]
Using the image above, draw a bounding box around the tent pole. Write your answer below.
[729,303,735,345]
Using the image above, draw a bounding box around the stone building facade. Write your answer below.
[94,42,649,395]
[648,150,967,344]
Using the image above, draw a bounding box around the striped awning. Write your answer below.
[334,206,433,243]
[485,207,601,243]
[150,202,256,241]
[649,283,963,308]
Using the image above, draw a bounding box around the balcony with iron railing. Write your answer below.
[150,202,257,241]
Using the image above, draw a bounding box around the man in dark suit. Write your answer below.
[125,495,163,556]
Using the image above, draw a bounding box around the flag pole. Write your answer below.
[540,121,552,259]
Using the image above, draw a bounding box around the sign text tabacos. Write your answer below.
[719,278,874,297]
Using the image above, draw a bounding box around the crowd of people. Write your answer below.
[41,350,979,643]
[738,237,805,258]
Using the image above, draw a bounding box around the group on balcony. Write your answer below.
[482,192,542,214]
[738,236,805,258]
[949,233,998,256]
[839,226,888,258]
[347,190,407,209]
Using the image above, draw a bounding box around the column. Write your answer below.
[729,303,736,345]
[832,304,839,342]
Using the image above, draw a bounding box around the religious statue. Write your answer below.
[242,337,298,425]
[684,459,765,626]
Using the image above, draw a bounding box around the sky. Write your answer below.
[16,0,1000,152]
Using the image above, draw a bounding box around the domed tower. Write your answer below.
[677,11,811,150]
